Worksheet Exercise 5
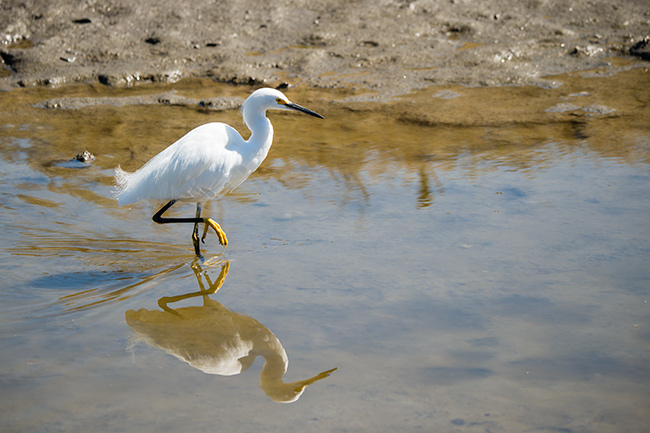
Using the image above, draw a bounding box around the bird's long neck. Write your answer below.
[244,112,274,164]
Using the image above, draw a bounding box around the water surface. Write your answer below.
[1,69,649,432]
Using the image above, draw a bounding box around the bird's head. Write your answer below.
[242,88,323,120]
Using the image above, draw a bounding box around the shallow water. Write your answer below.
[1,69,649,432]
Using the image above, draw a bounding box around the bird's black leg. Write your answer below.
[152,199,229,251]
[192,202,202,256]
[152,199,179,223]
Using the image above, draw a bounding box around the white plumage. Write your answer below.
[114,87,323,254]
[115,122,250,204]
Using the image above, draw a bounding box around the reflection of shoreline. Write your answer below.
[2,68,647,192]
[125,259,336,403]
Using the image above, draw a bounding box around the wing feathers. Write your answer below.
[114,123,245,205]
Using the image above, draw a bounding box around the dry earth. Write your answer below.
[1,0,649,98]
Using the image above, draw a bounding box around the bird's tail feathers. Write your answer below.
[113,165,131,199]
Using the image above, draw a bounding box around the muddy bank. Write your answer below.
[1,0,649,98]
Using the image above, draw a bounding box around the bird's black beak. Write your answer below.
[286,102,324,119]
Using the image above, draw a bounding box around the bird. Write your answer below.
[114,88,323,255]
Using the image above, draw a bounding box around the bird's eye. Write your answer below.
[276,98,286,105]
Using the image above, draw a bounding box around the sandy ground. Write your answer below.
[1,0,649,98]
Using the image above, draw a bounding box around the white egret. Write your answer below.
[114,88,323,255]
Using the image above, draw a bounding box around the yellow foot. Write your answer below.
[202,218,228,246]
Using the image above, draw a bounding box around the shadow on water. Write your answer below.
[125,257,336,403]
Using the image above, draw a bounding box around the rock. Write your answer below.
[569,45,604,57]
[46,150,96,168]
[546,102,582,113]
[629,37,650,61]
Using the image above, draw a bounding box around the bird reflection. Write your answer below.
[125,259,336,403]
